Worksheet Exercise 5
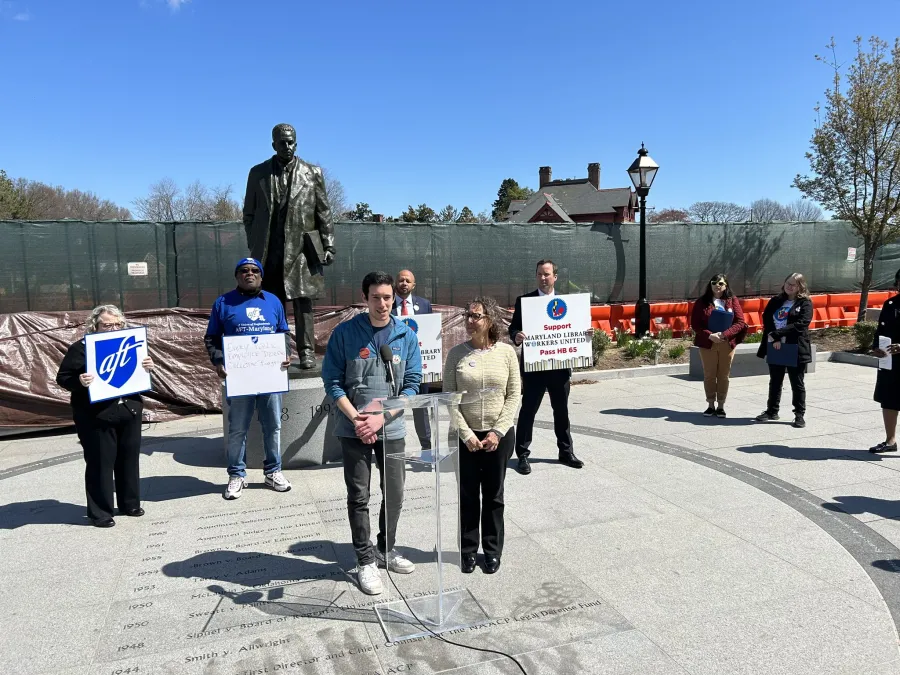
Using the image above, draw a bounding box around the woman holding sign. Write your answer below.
[870,268,900,454]
[56,305,154,528]
[443,297,521,575]
[690,274,747,418]
[755,273,813,429]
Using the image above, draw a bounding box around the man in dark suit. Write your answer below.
[393,269,433,452]
[509,259,583,475]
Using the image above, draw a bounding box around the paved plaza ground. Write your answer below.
[3,362,900,674]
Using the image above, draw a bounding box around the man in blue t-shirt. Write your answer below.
[205,258,292,500]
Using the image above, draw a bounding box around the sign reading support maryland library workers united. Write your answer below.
[521,293,593,373]
[399,313,443,383]
[85,326,151,403]
[223,333,289,398]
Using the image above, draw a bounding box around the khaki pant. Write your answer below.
[698,342,736,405]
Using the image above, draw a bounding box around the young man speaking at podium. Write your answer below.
[322,271,423,595]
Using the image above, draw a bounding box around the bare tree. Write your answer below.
[320,167,349,220]
[475,209,493,223]
[688,201,750,223]
[133,178,241,221]
[133,178,180,220]
[2,176,131,220]
[437,205,459,222]
[782,199,824,221]
[749,198,789,222]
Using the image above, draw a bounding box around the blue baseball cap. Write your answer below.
[235,257,264,276]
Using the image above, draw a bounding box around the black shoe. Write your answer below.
[754,411,779,422]
[558,453,584,469]
[483,556,501,574]
[297,353,316,369]
[516,456,532,475]
[461,554,477,574]
[121,507,145,517]
[703,406,715,417]
[870,441,899,454]
[715,407,726,419]
[792,415,806,429]
[91,517,115,528]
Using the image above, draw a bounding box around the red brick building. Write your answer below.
[506,163,638,224]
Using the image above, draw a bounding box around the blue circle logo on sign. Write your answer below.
[402,318,419,333]
[547,298,567,321]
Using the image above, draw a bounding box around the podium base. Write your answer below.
[374,588,490,642]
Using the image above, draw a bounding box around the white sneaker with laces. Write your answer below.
[224,476,246,500]
[357,562,383,595]
[374,548,416,574]
[264,471,292,492]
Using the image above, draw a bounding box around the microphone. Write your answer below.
[379,344,396,396]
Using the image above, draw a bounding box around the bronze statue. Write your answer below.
[243,123,336,369]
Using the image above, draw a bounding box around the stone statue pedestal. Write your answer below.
[221,358,342,468]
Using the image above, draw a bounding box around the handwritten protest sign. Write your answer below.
[399,313,443,383]
[223,333,289,398]
[521,293,593,373]
[85,326,151,403]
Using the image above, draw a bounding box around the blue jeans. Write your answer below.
[226,394,282,478]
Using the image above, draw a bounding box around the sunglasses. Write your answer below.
[465,312,486,321]
[238,267,261,276]
[712,281,727,287]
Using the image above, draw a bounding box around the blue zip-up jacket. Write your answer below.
[322,313,422,440]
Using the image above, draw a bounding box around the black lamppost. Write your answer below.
[627,143,659,337]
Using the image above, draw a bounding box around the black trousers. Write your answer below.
[75,414,142,521]
[515,370,573,458]
[340,436,406,565]
[412,383,432,450]
[459,428,515,557]
[767,364,807,415]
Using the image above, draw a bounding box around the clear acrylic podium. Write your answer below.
[369,390,492,642]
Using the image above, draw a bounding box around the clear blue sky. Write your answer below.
[1,0,898,217]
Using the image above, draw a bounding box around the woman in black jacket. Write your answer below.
[870,269,900,454]
[755,273,813,428]
[56,305,154,527]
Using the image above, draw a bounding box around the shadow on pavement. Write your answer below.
[601,407,755,426]
[823,496,900,520]
[0,499,86,528]
[161,543,381,624]
[736,444,891,463]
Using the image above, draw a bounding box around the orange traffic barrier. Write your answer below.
[810,294,830,329]
[826,293,860,327]
[581,291,885,338]
[868,291,890,308]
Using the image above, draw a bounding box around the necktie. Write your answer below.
[401,299,409,316]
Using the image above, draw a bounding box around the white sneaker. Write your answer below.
[374,548,416,574]
[264,471,292,492]
[224,476,246,500]
[357,562,383,595]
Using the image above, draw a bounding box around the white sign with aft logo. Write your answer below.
[398,313,442,383]
[222,332,289,397]
[521,293,593,373]
[85,326,152,403]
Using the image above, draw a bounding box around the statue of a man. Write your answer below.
[242,123,336,369]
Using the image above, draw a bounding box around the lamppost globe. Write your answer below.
[626,143,659,337]
[627,142,659,195]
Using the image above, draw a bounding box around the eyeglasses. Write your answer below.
[238,267,261,276]
[465,312,486,322]
[712,281,727,287]
[99,321,125,329]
